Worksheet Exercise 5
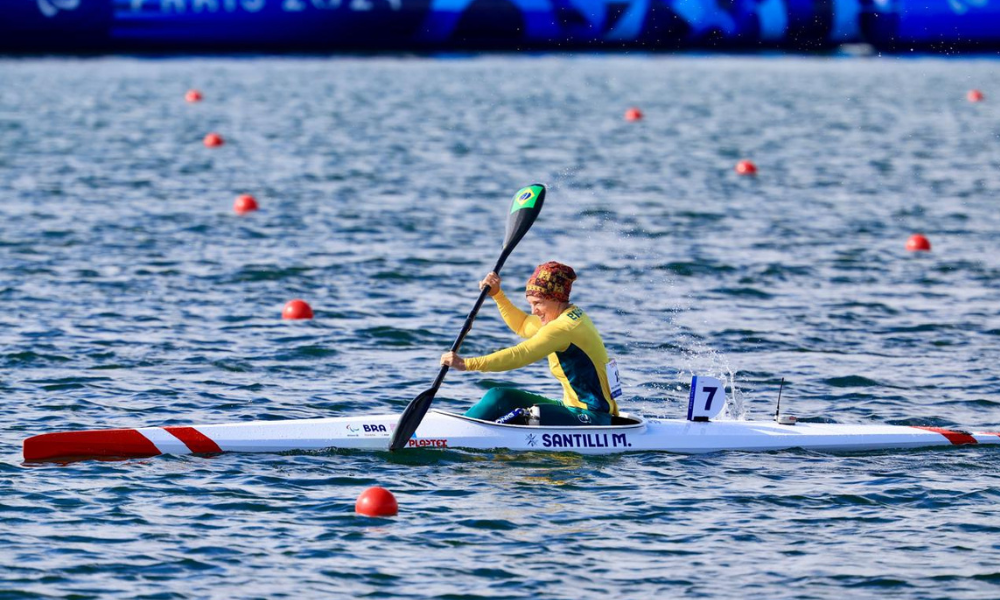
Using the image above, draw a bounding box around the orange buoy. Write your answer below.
[735,159,757,176]
[185,89,203,103]
[906,234,931,252]
[282,299,314,320]
[624,107,643,121]
[355,486,398,517]
[233,194,259,215]
[203,132,224,148]
[967,89,984,103]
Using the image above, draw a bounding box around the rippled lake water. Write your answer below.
[2,55,1000,599]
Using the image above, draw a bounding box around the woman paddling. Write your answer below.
[440,261,621,426]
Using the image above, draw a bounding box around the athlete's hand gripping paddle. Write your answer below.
[389,184,546,451]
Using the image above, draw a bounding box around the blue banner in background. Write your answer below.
[1,0,999,51]
[860,0,1000,50]
[2,0,111,50]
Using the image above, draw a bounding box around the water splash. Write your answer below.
[673,335,750,421]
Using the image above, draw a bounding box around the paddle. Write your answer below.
[389,184,546,451]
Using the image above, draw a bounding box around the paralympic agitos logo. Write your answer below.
[38,0,80,17]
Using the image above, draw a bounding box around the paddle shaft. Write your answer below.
[389,183,545,451]
[426,255,508,395]
[387,253,519,451]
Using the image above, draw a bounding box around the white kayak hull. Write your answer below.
[22,409,1000,462]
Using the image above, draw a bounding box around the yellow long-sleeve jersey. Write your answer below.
[463,290,619,416]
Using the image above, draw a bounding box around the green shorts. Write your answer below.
[463,387,611,426]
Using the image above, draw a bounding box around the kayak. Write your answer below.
[22,376,1000,462]
[22,408,1000,462]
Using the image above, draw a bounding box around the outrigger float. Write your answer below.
[22,377,1000,462]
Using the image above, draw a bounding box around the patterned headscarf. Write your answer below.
[525,262,576,303]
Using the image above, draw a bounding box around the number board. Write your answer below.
[687,376,726,422]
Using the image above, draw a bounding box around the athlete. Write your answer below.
[440,261,621,426]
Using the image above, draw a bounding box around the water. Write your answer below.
[2,55,1000,599]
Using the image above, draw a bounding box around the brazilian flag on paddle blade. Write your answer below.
[504,184,545,251]
[510,184,543,213]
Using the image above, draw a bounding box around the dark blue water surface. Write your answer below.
[3,56,1000,599]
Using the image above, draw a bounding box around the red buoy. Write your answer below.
[967,89,984,103]
[233,194,259,215]
[203,133,224,148]
[735,159,758,176]
[355,486,398,517]
[282,299,314,320]
[906,234,931,252]
[624,107,643,121]
[185,89,203,103]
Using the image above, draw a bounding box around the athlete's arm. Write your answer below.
[464,322,567,372]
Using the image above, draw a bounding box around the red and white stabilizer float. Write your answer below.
[22,377,1000,462]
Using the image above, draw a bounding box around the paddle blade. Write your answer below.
[504,184,545,252]
[389,388,437,451]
